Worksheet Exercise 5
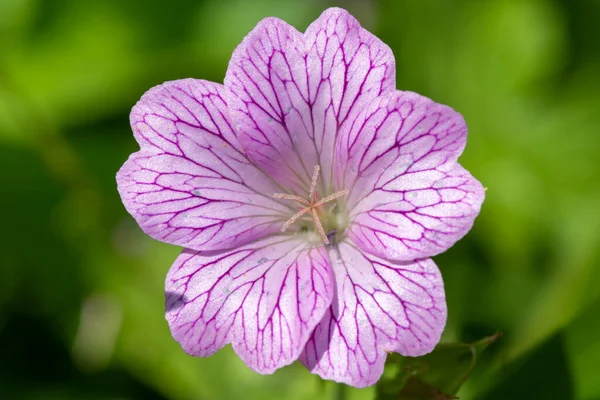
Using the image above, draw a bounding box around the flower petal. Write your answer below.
[336,91,485,261]
[300,241,446,387]
[117,79,291,252]
[225,8,395,193]
[166,236,334,374]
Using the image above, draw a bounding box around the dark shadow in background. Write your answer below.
[481,333,575,400]
[0,313,167,400]
[165,290,187,313]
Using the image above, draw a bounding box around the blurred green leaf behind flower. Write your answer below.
[0,0,598,399]
[377,334,501,399]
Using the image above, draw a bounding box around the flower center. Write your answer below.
[273,165,349,245]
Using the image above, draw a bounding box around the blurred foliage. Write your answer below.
[0,0,599,399]
[377,334,500,399]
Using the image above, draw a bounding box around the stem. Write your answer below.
[334,383,347,400]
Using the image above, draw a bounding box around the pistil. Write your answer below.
[273,165,349,244]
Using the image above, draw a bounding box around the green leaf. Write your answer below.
[565,297,600,400]
[479,334,574,400]
[376,334,500,400]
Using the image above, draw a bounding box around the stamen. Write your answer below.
[280,207,312,232]
[309,165,320,202]
[314,190,350,207]
[273,193,310,207]
[311,208,329,244]
[274,165,349,244]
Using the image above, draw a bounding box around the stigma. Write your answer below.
[273,165,349,245]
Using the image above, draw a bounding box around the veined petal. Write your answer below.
[336,91,485,261]
[117,79,290,252]
[225,17,311,195]
[300,241,446,388]
[225,8,395,194]
[303,7,396,188]
[166,236,334,374]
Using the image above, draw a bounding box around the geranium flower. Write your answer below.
[116,7,484,387]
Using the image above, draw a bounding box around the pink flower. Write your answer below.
[116,8,484,387]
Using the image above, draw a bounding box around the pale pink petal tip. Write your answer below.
[224,7,396,193]
[116,79,290,252]
[336,90,485,262]
[166,236,334,373]
[301,243,446,387]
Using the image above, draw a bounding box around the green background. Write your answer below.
[1,0,599,399]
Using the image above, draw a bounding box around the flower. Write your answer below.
[116,7,484,387]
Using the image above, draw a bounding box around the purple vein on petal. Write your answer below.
[335,90,485,261]
[117,79,297,252]
[225,8,396,195]
[166,235,334,373]
[300,240,446,388]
